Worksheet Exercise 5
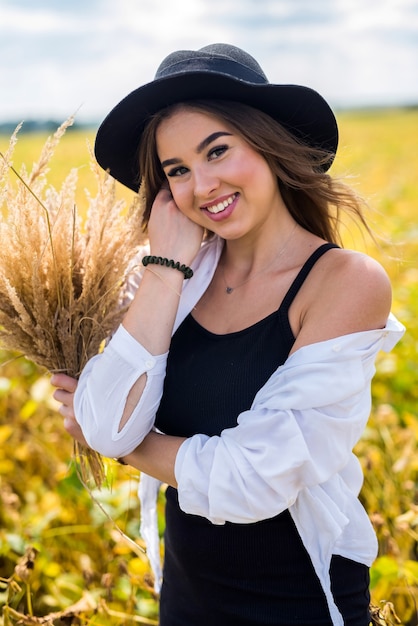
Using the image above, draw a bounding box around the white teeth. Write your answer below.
[206,194,235,214]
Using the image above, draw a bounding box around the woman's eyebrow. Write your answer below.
[196,131,232,154]
[160,131,233,169]
[161,156,182,169]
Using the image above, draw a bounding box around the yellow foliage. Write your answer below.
[0,109,417,624]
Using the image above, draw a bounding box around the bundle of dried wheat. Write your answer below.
[0,118,145,487]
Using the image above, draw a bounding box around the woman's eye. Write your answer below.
[167,166,188,178]
[208,145,228,160]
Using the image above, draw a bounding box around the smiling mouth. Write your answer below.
[204,193,237,214]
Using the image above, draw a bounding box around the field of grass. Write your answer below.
[0,108,417,625]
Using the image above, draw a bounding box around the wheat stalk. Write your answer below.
[0,118,145,487]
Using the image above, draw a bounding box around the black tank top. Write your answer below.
[155,243,370,626]
[155,243,338,438]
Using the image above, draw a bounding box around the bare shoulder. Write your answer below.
[323,247,391,293]
[292,247,392,351]
[328,247,391,301]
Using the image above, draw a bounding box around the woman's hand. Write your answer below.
[148,186,204,265]
[51,373,88,447]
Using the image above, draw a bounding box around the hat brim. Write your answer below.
[94,72,339,192]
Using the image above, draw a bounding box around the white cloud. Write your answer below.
[0,0,417,123]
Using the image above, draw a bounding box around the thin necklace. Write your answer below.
[221,223,298,295]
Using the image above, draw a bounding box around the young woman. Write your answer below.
[51,44,404,626]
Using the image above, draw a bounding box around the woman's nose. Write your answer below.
[193,166,219,199]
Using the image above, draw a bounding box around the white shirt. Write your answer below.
[74,237,405,625]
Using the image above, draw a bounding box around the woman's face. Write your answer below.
[156,108,285,242]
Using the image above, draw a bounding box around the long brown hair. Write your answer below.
[138,100,370,244]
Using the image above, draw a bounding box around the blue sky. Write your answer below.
[1,0,418,124]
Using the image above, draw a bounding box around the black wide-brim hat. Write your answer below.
[94,43,339,192]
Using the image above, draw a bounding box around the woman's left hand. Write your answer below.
[51,373,89,447]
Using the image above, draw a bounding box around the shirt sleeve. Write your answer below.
[72,238,223,460]
[174,320,405,525]
[74,324,168,458]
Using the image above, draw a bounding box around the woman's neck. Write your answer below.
[221,216,300,276]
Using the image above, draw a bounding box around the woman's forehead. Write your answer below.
[156,108,233,152]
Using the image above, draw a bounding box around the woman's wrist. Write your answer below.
[142,255,193,279]
[123,256,184,354]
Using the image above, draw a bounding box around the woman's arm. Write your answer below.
[71,189,203,455]
[124,431,185,486]
[116,188,203,428]
[51,374,184,487]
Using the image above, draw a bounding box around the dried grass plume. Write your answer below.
[0,118,146,486]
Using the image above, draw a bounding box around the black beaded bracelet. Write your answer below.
[142,255,194,279]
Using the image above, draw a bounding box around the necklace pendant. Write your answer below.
[226,286,234,294]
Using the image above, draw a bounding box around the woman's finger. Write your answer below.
[63,415,89,447]
[50,373,78,393]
